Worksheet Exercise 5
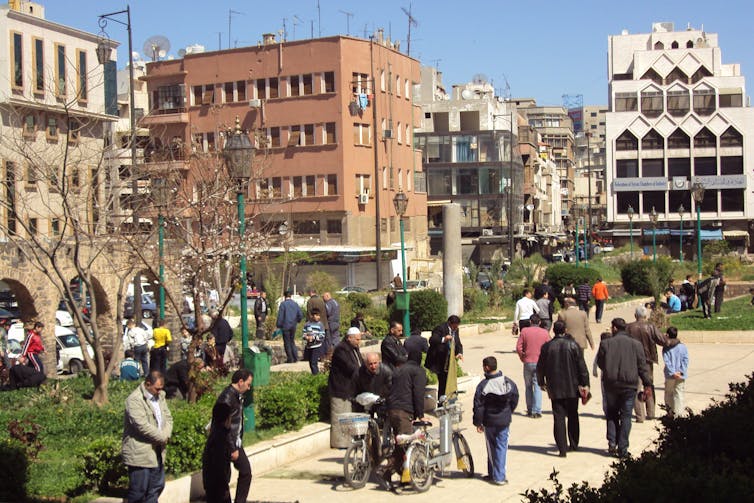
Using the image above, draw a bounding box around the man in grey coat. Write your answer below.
[122,370,173,503]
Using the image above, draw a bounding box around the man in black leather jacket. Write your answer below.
[213,369,253,503]
[536,320,589,457]
[381,321,408,370]
[426,315,463,397]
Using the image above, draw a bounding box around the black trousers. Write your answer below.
[551,397,580,454]
[232,446,252,503]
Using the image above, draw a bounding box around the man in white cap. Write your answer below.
[327,326,363,448]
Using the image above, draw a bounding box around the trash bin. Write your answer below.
[243,388,255,433]
[243,347,270,387]
[395,291,410,310]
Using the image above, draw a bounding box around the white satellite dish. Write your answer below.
[461,89,474,100]
[143,35,171,62]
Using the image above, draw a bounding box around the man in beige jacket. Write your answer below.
[557,297,594,351]
[122,370,173,503]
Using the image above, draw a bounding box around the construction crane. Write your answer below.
[339,10,354,35]
[401,3,418,56]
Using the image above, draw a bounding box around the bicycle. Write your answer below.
[399,392,474,492]
[341,394,394,489]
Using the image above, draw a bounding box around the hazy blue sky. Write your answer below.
[47,0,753,106]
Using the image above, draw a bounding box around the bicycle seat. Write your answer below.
[412,420,432,428]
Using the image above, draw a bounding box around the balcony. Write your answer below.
[141,107,189,125]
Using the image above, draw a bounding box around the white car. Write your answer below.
[7,323,93,374]
[56,309,74,327]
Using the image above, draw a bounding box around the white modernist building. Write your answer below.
[606,22,754,255]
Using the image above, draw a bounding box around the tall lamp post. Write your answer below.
[98,7,142,322]
[223,117,254,360]
[278,221,291,293]
[692,182,705,278]
[627,205,635,258]
[678,204,685,262]
[649,206,658,263]
[152,178,170,320]
[393,190,410,335]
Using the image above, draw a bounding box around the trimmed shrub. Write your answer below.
[365,316,389,339]
[620,257,673,297]
[408,289,447,331]
[165,402,211,475]
[463,288,488,313]
[346,292,372,311]
[0,438,28,502]
[255,372,328,430]
[545,263,601,303]
[81,436,128,492]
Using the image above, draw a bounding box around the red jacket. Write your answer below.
[22,330,44,355]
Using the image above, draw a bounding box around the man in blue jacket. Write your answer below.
[276,290,303,363]
[473,356,519,486]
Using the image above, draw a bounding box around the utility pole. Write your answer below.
[401,3,418,56]
[370,37,382,289]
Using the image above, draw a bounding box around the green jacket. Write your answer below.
[121,382,173,468]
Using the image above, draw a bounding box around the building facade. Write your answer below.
[573,105,608,233]
[141,34,426,290]
[606,22,754,255]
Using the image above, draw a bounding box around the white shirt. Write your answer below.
[149,394,163,430]
[514,297,540,323]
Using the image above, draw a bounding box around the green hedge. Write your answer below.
[544,263,601,305]
[408,289,448,331]
[620,257,673,297]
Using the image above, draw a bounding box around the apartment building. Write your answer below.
[573,105,608,231]
[606,22,754,255]
[140,33,426,289]
[0,0,115,240]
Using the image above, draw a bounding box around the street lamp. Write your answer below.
[393,190,410,335]
[278,221,290,293]
[98,7,142,321]
[627,205,635,259]
[692,182,705,278]
[223,116,254,357]
[678,204,685,262]
[649,206,658,263]
[152,177,170,320]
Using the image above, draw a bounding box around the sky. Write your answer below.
[46,0,754,107]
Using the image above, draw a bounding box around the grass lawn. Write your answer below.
[669,295,754,331]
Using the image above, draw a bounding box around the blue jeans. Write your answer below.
[523,363,542,414]
[126,460,165,503]
[595,300,605,322]
[604,387,635,455]
[133,344,148,376]
[484,425,510,482]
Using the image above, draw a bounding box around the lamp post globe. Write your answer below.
[678,204,685,262]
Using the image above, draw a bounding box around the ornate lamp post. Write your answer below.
[223,117,254,358]
[393,190,410,335]
[678,204,685,262]
[152,177,170,320]
[692,182,705,278]
[627,205,635,259]
[649,206,658,263]
[278,221,290,293]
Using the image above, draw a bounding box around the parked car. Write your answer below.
[7,324,93,374]
[55,301,74,327]
[124,294,157,319]
[336,286,366,296]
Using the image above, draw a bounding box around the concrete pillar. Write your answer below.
[443,204,463,317]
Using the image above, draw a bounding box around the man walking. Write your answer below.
[662,326,688,418]
[276,290,303,363]
[515,314,550,418]
[122,370,173,503]
[535,291,552,331]
[381,321,408,371]
[591,278,609,323]
[254,291,269,339]
[124,319,151,377]
[513,289,540,330]
[597,318,652,458]
[210,311,233,361]
[576,281,591,313]
[557,298,594,352]
[213,369,253,503]
[472,356,518,486]
[537,321,589,457]
[426,315,463,397]
[322,292,341,349]
[626,305,667,422]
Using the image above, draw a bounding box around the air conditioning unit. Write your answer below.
[383,129,393,139]
[359,193,369,205]
[248,99,262,108]
[481,228,493,236]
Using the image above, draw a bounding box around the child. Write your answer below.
[202,402,233,503]
[662,326,688,418]
[119,349,141,381]
[302,308,326,375]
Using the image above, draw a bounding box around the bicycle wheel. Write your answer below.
[344,441,372,489]
[453,432,475,477]
[407,444,433,492]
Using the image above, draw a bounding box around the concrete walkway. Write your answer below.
[225,300,754,503]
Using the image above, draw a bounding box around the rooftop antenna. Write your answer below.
[282,17,288,41]
[143,35,170,61]
[292,15,302,40]
[339,9,353,35]
[362,23,368,39]
[317,0,321,37]
[229,9,244,50]
[401,3,418,56]
[430,58,441,69]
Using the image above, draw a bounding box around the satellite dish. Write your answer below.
[178,48,186,58]
[143,35,171,62]
[461,89,474,100]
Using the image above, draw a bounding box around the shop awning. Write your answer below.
[699,229,723,241]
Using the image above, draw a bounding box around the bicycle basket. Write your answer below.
[337,412,370,436]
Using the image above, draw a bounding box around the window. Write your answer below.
[721,156,743,175]
[271,177,282,198]
[694,128,716,149]
[665,67,687,85]
[616,192,639,214]
[303,124,314,146]
[641,68,663,85]
[615,92,637,112]
[153,84,185,111]
[324,122,336,144]
[295,219,320,234]
[290,75,301,96]
[327,219,342,234]
[353,123,371,145]
[33,38,44,93]
[406,124,411,146]
[352,72,370,94]
[55,44,66,96]
[23,114,36,137]
[720,127,743,147]
[616,159,638,178]
[693,88,715,115]
[25,163,38,184]
[76,49,87,102]
[405,79,410,99]
[224,82,234,102]
[616,131,638,151]
[70,166,80,188]
[236,80,246,101]
[47,116,58,140]
[256,78,266,99]
[642,130,663,150]
[325,174,337,195]
[668,129,690,149]
[303,74,313,95]
[642,191,665,213]
[324,71,335,93]
[666,89,689,116]
[269,127,280,147]
[668,158,690,178]
[11,32,22,89]
[700,190,717,213]
[305,175,315,196]
[719,92,742,108]
[641,90,663,117]
[356,174,371,195]
[380,70,385,91]
[68,118,80,143]
[691,67,712,83]
[29,218,38,236]
[265,77,277,98]
[721,189,744,212]
[395,75,400,96]
[51,219,60,236]
[642,158,664,177]
[201,85,214,105]
[288,125,301,146]
[396,122,402,143]
[694,157,716,176]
